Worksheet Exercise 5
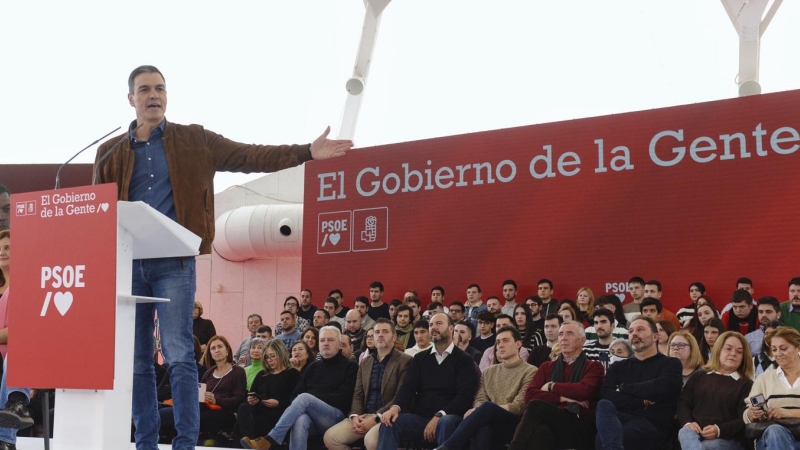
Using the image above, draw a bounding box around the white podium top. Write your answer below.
[118,201,202,260]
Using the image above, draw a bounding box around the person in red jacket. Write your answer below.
[507,321,604,450]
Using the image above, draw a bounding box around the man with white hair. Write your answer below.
[241,326,358,450]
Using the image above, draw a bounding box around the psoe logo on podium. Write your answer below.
[317,210,352,254]
[353,207,388,252]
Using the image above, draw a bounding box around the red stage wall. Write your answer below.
[302,90,800,312]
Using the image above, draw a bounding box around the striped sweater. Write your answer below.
[743,367,800,424]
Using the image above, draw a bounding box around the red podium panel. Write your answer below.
[8,184,117,389]
[303,90,800,312]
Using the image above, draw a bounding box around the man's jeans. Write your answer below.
[595,399,661,450]
[440,402,518,450]
[267,393,345,450]
[0,357,31,444]
[378,413,461,450]
[678,427,744,450]
[756,424,800,450]
[132,257,198,450]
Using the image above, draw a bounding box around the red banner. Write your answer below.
[8,184,117,389]
[302,91,800,312]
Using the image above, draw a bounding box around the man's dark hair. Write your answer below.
[645,280,662,292]
[128,65,165,94]
[757,296,781,312]
[736,278,753,287]
[328,288,344,298]
[544,313,564,325]
[592,308,615,324]
[537,279,553,289]
[318,309,331,320]
[427,302,443,312]
[370,281,384,292]
[256,325,272,334]
[486,295,500,302]
[495,313,514,325]
[431,285,445,296]
[640,297,662,313]
[628,276,645,287]
[477,311,496,324]
[467,283,481,292]
[455,320,476,339]
[395,304,412,318]
[405,296,421,307]
[525,295,543,307]
[412,319,429,331]
[279,310,294,317]
[689,282,706,294]
[284,296,299,307]
[326,321,342,332]
[301,288,312,297]
[324,297,339,309]
[450,301,465,312]
[502,279,517,290]
[789,277,800,288]
[390,299,403,307]
[496,325,522,342]
[0,184,10,196]
[731,289,753,305]
[632,315,658,334]
[354,296,370,307]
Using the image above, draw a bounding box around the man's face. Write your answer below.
[247,316,262,333]
[396,310,411,328]
[641,305,660,321]
[408,302,420,318]
[502,284,517,302]
[628,319,656,353]
[431,290,444,304]
[477,319,493,337]
[370,287,383,302]
[487,298,501,314]
[758,304,780,326]
[528,301,541,317]
[279,313,294,331]
[414,327,431,348]
[790,284,800,307]
[339,335,354,358]
[558,323,585,356]
[466,287,481,303]
[300,290,312,307]
[324,302,336,317]
[495,330,521,361]
[495,318,514,332]
[449,304,464,322]
[284,299,299,314]
[255,331,272,341]
[354,302,368,317]
[454,324,472,345]
[537,283,552,301]
[318,329,339,359]
[429,314,452,345]
[628,283,644,301]
[345,311,362,333]
[731,301,753,319]
[128,72,167,124]
[330,292,343,305]
[644,284,661,300]
[373,323,395,351]
[0,192,9,230]
[593,316,612,339]
[313,311,327,328]
[543,318,560,343]
[737,283,754,295]
[388,304,397,318]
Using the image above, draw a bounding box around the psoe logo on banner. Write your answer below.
[318,211,353,255]
[353,207,388,252]
[14,201,36,217]
[40,265,85,316]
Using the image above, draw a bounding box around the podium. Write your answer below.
[8,185,201,450]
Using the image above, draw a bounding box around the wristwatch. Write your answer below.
[373,414,380,423]
[434,411,444,418]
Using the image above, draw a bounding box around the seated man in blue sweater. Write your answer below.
[241,326,358,450]
[595,316,683,450]
[379,313,480,449]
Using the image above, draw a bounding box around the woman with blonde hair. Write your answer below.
[557,304,577,323]
[575,287,595,327]
[236,339,301,443]
[668,330,705,386]
[678,331,754,450]
[745,326,800,449]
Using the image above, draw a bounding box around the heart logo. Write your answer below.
[329,233,341,245]
[54,292,73,316]
[100,203,109,212]
[616,293,626,302]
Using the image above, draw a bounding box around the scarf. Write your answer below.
[396,324,414,348]
[550,351,588,383]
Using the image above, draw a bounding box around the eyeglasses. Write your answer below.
[669,343,690,350]
[366,335,374,339]
[265,354,278,360]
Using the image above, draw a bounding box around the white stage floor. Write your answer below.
[15,437,229,449]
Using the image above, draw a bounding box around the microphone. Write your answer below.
[92,122,144,185]
[54,127,121,189]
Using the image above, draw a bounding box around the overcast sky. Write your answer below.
[1,1,797,192]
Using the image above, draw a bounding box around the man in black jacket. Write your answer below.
[379,313,479,449]
[241,326,358,450]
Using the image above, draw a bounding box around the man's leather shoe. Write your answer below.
[240,436,272,449]
[0,400,33,429]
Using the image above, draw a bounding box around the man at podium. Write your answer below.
[94,65,353,450]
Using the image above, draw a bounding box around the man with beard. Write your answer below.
[583,309,616,370]
[395,305,416,350]
[453,321,482,364]
[595,316,682,449]
[344,310,367,350]
[368,282,390,321]
[486,296,502,318]
[379,313,479,449]
[779,277,800,332]
[501,280,519,317]
[464,284,486,327]
[537,279,559,317]
[745,296,781,355]
[354,296,376,331]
